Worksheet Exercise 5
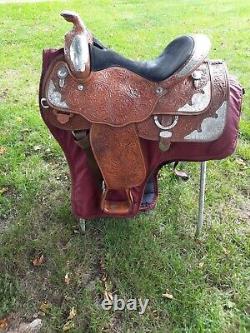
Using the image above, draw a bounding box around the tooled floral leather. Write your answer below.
[154,62,211,116]
[43,58,213,128]
[42,108,91,131]
[45,61,160,127]
[90,123,146,190]
[43,56,228,144]
[137,61,229,142]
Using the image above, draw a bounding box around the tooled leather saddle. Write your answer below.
[39,11,243,218]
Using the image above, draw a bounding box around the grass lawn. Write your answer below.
[0,0,249,332]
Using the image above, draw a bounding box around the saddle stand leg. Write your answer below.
[79,218,86,234]
[195,161,207,238]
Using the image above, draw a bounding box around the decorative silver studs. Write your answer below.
[77,84,84,91]
[57,66,68,88]
[192,70,202,89]
[192,71,202,80]
[156,87,164,95]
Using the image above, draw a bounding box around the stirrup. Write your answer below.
[101,183,133,215]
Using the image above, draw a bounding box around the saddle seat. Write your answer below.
[91,35,195,82]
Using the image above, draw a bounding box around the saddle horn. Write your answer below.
[61,10,93,81]
[61,10,85,32]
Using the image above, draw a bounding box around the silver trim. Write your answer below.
[192,71,202,80]
[57,66,68,79]
[41,97,49,109]
[69,33,89,73]
[47,80,68,109]
[57,66,68,88]
[178,80,211,113]
[154,115,179,130]
[156,87,164,95]
[77,84,84,91]
[184,101,227,141]
[176,34,211,78]
[160,131,172,139]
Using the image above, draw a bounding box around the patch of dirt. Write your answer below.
[102,313,123,333]
[0,88,9,101]
[237,198,250,221]
[5,319,42,333]
[0,187,20,233]
[235,197,250,235]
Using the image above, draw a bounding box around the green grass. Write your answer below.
[0,0,249,332]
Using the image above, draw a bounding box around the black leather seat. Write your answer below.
[91,36,194,82]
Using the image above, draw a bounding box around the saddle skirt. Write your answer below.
[40,11,243,218]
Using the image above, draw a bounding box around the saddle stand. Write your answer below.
[39,11,243,235]
[197,161,207,237]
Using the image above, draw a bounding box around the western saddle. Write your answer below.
[40,11,242,223]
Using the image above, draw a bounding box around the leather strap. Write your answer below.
[72,130,103,189]
[173,162,189,181]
